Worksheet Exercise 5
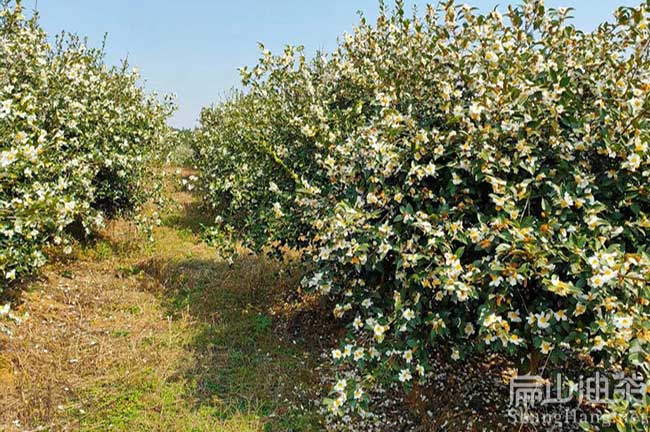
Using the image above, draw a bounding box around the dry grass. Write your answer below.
[0,168,325,432]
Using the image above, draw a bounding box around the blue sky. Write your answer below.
[21,0,641,128]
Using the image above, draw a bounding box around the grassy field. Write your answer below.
[0,168,327,431]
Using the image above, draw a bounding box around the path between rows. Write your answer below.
[0,168,323,432]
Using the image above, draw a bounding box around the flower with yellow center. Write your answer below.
[591,336,605,351]
[614,316,633,329]
[402,308,415,321]
[373,323,388,342]
[560,192,574,208]
[626,153,642,171]
[590,274,605,288]
[536,312,551,329]
[554,310,568,321]
[484,313,499,328]
[548,275,570,296]
[398,369,412,382]
[630,97,644,114]
[485,50,498,64]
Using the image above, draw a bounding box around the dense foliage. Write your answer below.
[195,0,650,427]
[0,2,174,286]
[194,80,321,252]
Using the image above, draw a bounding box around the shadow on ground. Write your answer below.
[161,198,214,236]
[137,253,328,431]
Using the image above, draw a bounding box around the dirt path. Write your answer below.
[0,169,323,432]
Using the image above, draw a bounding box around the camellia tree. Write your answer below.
[0,1,174,286]
[196,0,650,427]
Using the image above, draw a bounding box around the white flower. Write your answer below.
[554,310,568,321]
[378,242,391,256]
[334,379,347,392]
[373,323,387,337]
[548,275,570,296]
[301,124,316,137]
[5,269,16,280]
[589,274,605,288]
[424,162,437,177]
[398,369,412,382]
[574,304,586,317]
[630,97,644,114]
[331,397,344,411]
[63,200,77,214]
[23,145,38,161]
[0,99,11,118]
[15,131,28,144]
[492,195,506,209]
[591,336,605,351]
[484,50,498,64]
[507,310,522,323]
[614,315,633,329]
[469,102,484,120]
[536,312,551,329]
[402,308,415,321]
[376,92,392,107]
[272,202,284,218]
[483,313,500,327]
[0,150,17,168]
[626,153,642,171]
[559,192,574,208]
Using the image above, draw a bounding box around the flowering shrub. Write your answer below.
[194,82,318,252]
[196,0,650,424]
[1,2,174,286]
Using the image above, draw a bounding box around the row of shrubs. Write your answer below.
[193,0,650,428]
[0,2,174,287]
